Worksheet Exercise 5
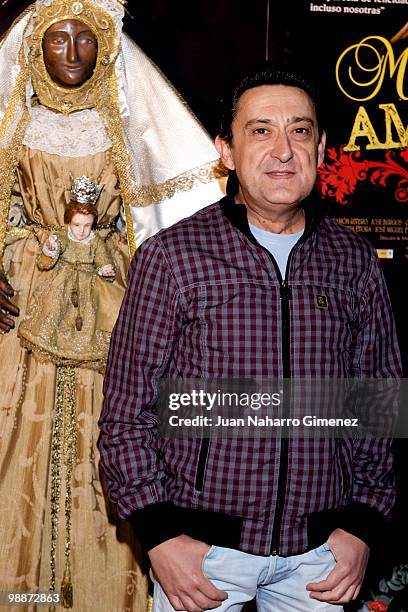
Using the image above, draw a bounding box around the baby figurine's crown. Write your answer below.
[70,176,102,205]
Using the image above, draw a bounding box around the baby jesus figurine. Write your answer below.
[18,178,121,372]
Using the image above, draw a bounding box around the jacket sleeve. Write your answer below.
[98,235,183,532]
[338,251,402,547]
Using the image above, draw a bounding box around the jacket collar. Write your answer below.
[219,191,326,247]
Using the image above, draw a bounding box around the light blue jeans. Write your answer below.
[151,543,343,611]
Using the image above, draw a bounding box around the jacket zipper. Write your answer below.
[247,211,318,554]
[218,196,318,554]
[271,275,292,555]
[256,245,297,556]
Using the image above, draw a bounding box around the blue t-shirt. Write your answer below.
[249,223,304,278]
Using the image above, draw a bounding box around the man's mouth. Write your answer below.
[265,170,296,179]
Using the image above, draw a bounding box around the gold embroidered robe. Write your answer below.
[0,145,148,612]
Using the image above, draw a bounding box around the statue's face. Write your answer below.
[43,19,98,88]
[69,211,95,241]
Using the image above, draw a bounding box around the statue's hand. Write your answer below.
[98,264,115,278]
[43,235,59,258]
[0,271,19,333]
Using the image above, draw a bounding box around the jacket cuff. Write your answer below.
[129,502,184,553]
[308,502,386,550]
[130,503,243,554]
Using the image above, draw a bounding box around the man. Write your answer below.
[99,64,401,611]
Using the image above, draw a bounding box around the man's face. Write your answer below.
[216,85,326,212]
[43,19,98,88]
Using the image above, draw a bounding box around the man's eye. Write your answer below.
[293,127,310,135]
[253,128,269,135]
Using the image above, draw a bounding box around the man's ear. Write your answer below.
[215,135,235,171]
[317,130,326,167]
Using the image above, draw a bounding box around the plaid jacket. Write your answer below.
[99,195,402,557]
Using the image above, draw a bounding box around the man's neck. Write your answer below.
[235,194,305,235]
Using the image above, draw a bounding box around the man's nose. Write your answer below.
[67,36,78,63]
[271,131,293,163]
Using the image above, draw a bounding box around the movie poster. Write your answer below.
[275,0,407,364]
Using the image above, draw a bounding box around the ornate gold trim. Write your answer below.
[28,0,118,114]
[97,70,134,204]
[6,226,30,238]
[50,366,64,596]
[25,220,116,231]
[51,366,77,607]
[129,159,228,207]
[19,337,107,373]
[5,222,116,248]
[123,200,136,256]
[0,55,30,259]
[60,365,76,609]
[97,69,137,255]
[0,17,32,259]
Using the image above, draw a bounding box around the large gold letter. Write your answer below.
[336,36,407,102]
[344,106,383,151]
[379,103,408,149]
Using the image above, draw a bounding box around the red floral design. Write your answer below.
[367,600,388,612]
[317,146,408,204]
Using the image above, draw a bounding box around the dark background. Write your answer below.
[1,2,407,608]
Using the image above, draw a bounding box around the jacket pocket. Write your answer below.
[194,437,210,491]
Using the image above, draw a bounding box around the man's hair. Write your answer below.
[218,62,324,143]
